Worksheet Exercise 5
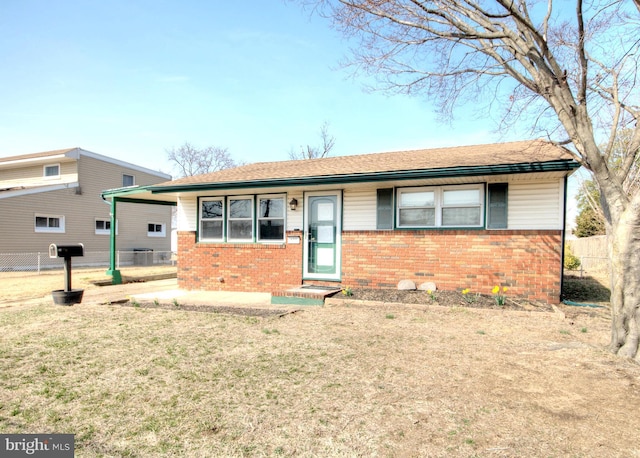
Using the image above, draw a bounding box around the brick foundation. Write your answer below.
[177,229,563,303]
[177,231,303,292]
[340,230,562,303]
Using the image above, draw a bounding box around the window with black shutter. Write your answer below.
[487,183,508,229]
[377,188,394,229]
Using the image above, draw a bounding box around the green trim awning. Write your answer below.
[146,159,580,194]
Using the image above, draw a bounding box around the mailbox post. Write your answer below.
[49,243,85,305]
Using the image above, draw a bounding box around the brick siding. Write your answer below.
[177,229,563,303]
[177,231,303,292]
[341,230,562,303]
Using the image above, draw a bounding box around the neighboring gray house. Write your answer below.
[0,148,172,260]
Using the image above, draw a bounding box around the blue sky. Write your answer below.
[0,0,527,177]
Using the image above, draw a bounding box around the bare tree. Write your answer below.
[289,121,336,159]
[167,142,237,177]
[304,0,640,359]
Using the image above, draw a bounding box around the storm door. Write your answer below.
[303,192,342,280]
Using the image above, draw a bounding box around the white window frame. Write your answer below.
[227,195,254,242]
[147,222,166,237]
[43,164,60,179]
[397,184,484,228]
[397,187,437,228]
[95,218,117,235]
[122,174,135,187]
[35,214,65,233]
[200,197,225,242]
[257,194,286,243]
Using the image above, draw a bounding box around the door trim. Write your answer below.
[303,191,342,281]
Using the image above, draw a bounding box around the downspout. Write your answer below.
[559,175,569,301]
[104,196,122,285]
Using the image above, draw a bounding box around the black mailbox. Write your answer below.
[49,243,85,305]
[49,243,84,259]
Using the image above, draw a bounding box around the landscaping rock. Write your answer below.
[397,279,417,291]
[418,282,437,292]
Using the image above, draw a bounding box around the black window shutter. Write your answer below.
[488,183,508,229]
[377,188,394,230]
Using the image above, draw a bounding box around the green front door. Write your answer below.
[304,192,341,280]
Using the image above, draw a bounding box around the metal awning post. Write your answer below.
[106,197,122,285]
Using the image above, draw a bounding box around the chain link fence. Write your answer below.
[0,250,176,273]
[566,235,609,278]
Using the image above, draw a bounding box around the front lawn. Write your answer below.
[1,300,638,457]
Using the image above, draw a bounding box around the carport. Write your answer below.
[101,185,177,284]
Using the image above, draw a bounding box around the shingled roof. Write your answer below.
[157,139,576,189]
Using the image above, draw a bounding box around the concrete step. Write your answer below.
[271,285,342,306]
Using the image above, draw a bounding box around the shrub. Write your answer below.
[564,245,581,270]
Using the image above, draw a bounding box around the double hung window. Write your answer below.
[228,197,253,241]
[397,185,483,228]
[200,198,224,241]
[199,195,286,243]
[258,196,285,242]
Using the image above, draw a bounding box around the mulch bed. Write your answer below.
[113,288,558,315]
[334,288,556,312]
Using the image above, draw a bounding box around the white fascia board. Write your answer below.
[0,182,80,199]
[0,149,80,168]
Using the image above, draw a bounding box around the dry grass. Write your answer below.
[0,266,176,304]
[1,297,639,457]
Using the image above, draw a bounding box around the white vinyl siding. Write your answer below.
[286,192,303,231]
[177,197,198,231]
[343,188,377,231]
[508,180,564,229]
[1,161,77,188]
[0,154,171,253]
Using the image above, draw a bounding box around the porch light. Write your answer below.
[289,198,298,211]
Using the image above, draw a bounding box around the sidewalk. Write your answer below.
[2,278,275,309]
[82,278,274,308]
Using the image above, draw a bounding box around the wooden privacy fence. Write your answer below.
[567,235,609,272]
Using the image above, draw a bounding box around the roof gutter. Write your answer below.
[101,185,176,205]
[148,159,580,194]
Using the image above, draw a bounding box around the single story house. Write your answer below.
[102,140,580,303]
